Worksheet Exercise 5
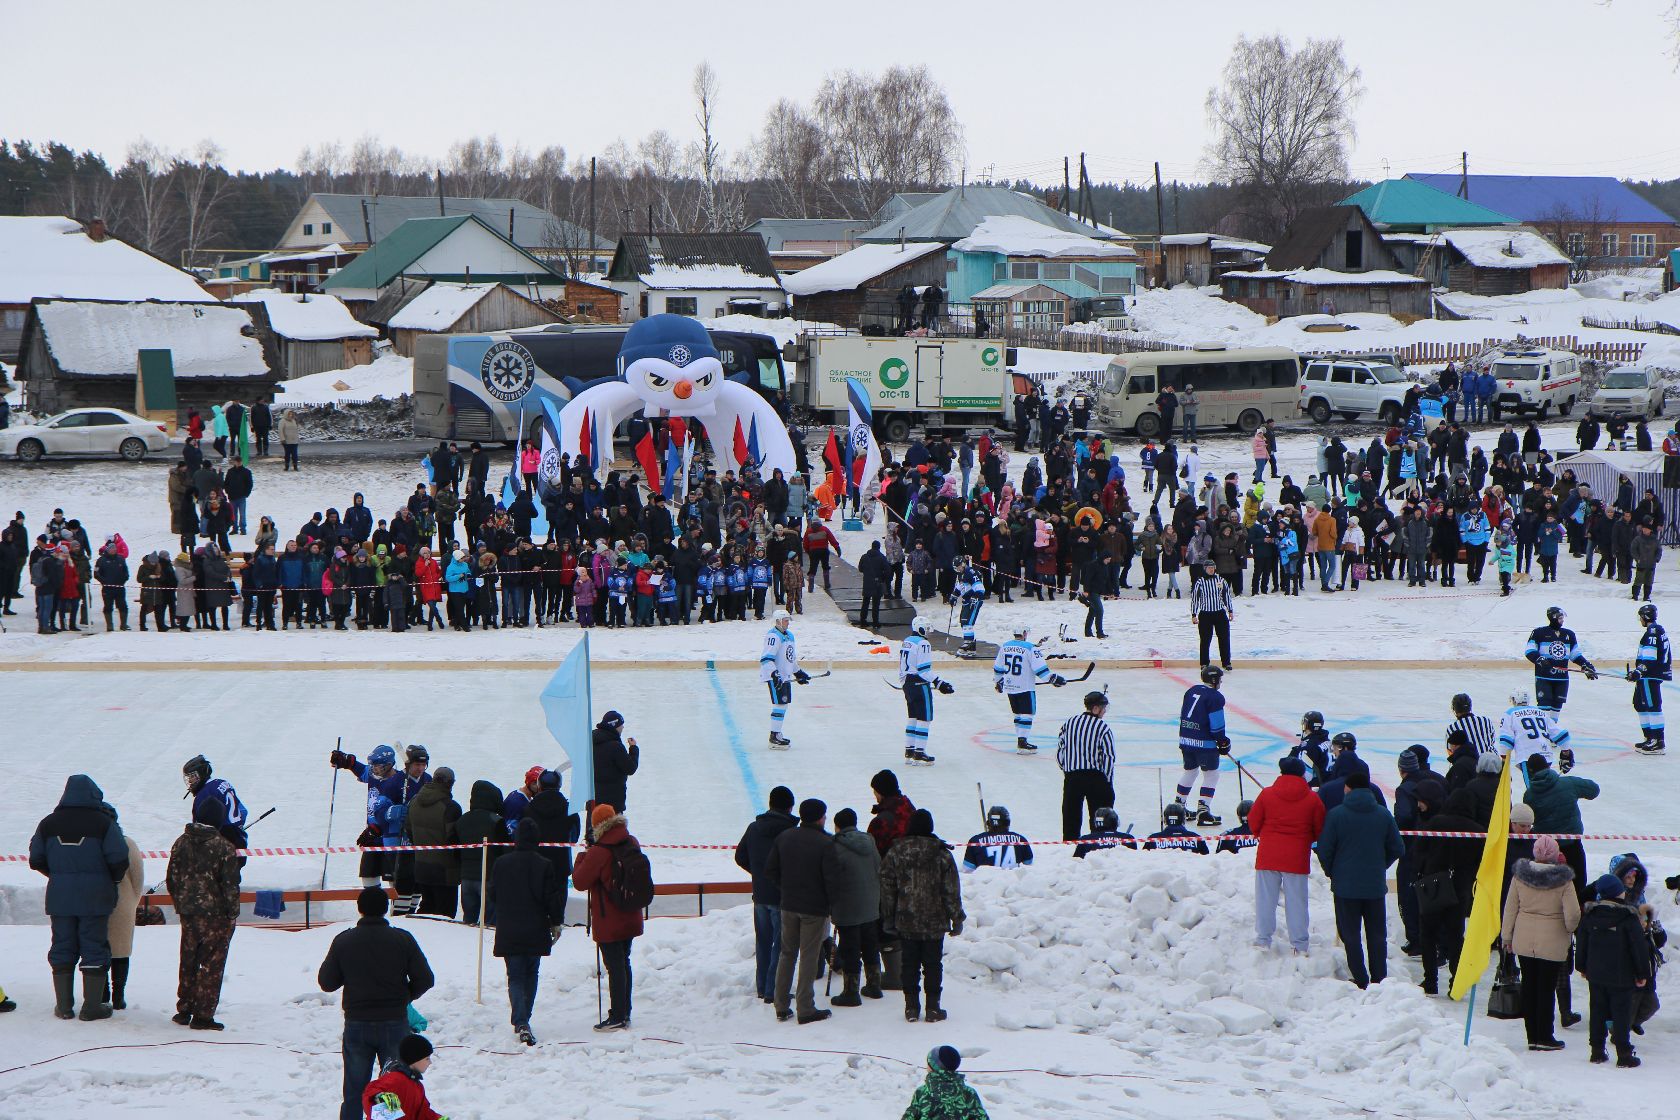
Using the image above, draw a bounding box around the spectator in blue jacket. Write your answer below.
[245,542,280,630]
[1315,770,1404,989]
[29,775,130,1020]
[278,540,307,629]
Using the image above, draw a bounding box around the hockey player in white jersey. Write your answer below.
[1498,686,1572,785]
[899,616,954,765]
[993,626,1066,753]
[759,609,810,748]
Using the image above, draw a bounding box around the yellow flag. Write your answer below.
[1451,750,1512,1001]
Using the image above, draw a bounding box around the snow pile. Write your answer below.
[35,299,269,377]
[0,215,212,304]
[640,263,783,291]
[273,352,413,404]
[953,214,1137,259]
[386,283,498,331]
[1124,284,1269,337]
[1440,229,1569,270]
[782,242,945,296]
[229,288,375,340]
[1574,269,1666,302]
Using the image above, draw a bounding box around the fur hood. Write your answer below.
[1512,858,1575,891]
[592,811,627,843]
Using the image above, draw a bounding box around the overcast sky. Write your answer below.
[8,0,1680,185]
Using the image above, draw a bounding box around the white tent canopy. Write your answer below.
[1555,449,1679,543]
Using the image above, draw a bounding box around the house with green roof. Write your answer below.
[1339,179,1516,232]
[320,214,562,304]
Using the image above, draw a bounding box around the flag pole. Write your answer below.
[1462,983,1476,1045]
[476,835,489,1004]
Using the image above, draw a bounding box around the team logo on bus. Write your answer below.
[480,341,537,402]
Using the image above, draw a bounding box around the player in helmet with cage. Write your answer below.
[330,742,431,908]
[182,754,249,856]
[992,625,1066,753]
[898,616,953,765]
[1145,802,1210,853]
[1627,602,1670,755]
[1290,711,1330,786]
[1524,605,1597,713]
[1073,807,1136,858]
[1173,664,1231,826]
[1216,799,1258,853]
[962,805,1034,870]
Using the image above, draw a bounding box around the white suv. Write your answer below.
[1588,366,1664,421]
[1298,359,1410,424]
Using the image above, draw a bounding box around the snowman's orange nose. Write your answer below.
[673,380,693,399]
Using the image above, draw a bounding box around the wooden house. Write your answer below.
[377,282,565,357]
[1263,206,1402,275]
[16,298,282,418]
[1159,233,1271,287]
[969,282,1070,333]
[1219,267,1432,319]
[606,233,784,321]
[782,242,947,329]
[321,214,564,309]
[229,289,377,378]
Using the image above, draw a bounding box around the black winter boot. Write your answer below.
[78,967,112,1020]
[52,968,75,1020]
[831,969,862,1007]
[109,958,129,1010]
[861,960,884,1000]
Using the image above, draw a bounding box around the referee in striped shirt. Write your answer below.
[1446,693,1497,755]
[1057,691,1116,840]
[1191,561,1236,671]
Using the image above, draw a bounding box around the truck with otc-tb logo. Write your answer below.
[787,334,1013,441]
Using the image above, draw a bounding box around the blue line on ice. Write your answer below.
[706,659,762,809]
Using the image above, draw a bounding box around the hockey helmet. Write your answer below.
[1330,732,1357,752]
[1161,802,1188,827]
[986,805,1011,832]
[406,744,430,766]
[1510,686,1531,707]
[772,608,792,624]
[1091,807,1119,832]
[1301,710,1324,732]
[1201,664,1224,688]
[1546,605,1566,627]
[1236,799,1255,824]
[182,754,212,792]
[1013,625,1030,640]
[524,765,545,788]
[910,616,930,635]
[1639,603,1658,624]
[368,744,397,769]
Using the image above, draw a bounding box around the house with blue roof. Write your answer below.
[1404,174,1678,265]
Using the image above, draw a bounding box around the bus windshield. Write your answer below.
[1491,361,1540,381]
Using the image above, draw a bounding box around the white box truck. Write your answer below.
[789,334,1011,441]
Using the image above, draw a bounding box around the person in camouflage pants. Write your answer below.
[165,822,241,1030]
[879,809,964,1024]
[780,556,804,615]
[902,1045,990,1120]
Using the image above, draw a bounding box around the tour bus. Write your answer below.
[413,325,787,442]
[1092,345,1301,438]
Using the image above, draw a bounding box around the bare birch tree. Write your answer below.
[174,140,232,263]
[814,65,961,215]
[752,98,834,218]
[120,139,180,254]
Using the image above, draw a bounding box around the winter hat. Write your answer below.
[798,798,827,825]
[908,808,935,836]
[1278,757,1307,778]
[1397,747,1422,774]
[357,886,390,918]
[1526,753,1552,773]
[1509,803,1535,827]
[1593,874,1626,900]
[398,1034,433,1066]
[928,1045,961,1073]
[1411,745,1431,768]
[176,551,190,564]
[834,808,858,830]
[433,767,455,787]
[600,711,625,730]
[539,769,560,791]
[870,769,901,797]
[1413,779,1447,810]
[524,765,545,788]
[1533,836,1565,864]
[590,803,617,830]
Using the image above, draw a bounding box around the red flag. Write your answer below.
[578,408,594,474]
[822,428,844,495]
[635,429,662,493]
[732,417,750,466]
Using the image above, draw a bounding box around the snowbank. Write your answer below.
[229,288,376,341]
[272,352,413,404]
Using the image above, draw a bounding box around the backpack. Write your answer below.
[605,841,655,912]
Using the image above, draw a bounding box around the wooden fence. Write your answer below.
[1581,314,1679,335]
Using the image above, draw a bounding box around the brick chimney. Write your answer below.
[87,216,108,242]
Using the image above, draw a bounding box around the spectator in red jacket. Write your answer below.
[572,803,645,1032]
[866,769,916,856]
[1249,757,1327,953]
[801,519,841,592]
[361,1033,443,1120]
[413,548,444,631]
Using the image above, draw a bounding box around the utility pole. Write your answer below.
[1459,152,1469,200]
[589,157,598,270]
[1153,162,1165,286]
[1063,157,1071,215]
[436,169,445,215]
[1172,182,1180,234]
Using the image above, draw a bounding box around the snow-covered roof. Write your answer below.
[1223,267,1430,287]
[1159,233,1270,253]
[782,242,945,296]
[386,283,500,331]
[229,289,376,341]
[953,215,1137,260]
[34,300,270,378]
[972,281,1068,300]
[638,263,784,291]
[0,216,214,305]
[1440,229,1570,270]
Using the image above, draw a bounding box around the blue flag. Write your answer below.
[538,634,594,806]
[746,414,762,468]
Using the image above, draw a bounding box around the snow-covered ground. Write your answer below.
[269,352,415,406]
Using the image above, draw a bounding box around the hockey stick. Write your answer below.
[977,782,988,831]
[884,677,903,691]
[248,807,277,829]
[1055,662,1096,685]
[321,736,341,890]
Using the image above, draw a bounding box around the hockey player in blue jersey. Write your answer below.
[1524,605,1597,712]
[1289,711,1330,787]
[760,608,810,749]
[182,754,249,856]
[1174,665,1231,826]
[1073,807,1137,857]
[992,626,1067,752]
[963,805,1034,870]
[1145,802,1210,853]
[331,743,431,909]
[1628,603,1671,755]
[1216,800,1258,853]
[953,557,987,654]
[899,616,954,765]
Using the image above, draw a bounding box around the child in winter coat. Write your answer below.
[1577,874,1654,1067]
[902,1045,990,1120]
[780,555,803,615]
[573,569,597,628]
[1494,528,1518,597]
[363,1034,445,1120]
